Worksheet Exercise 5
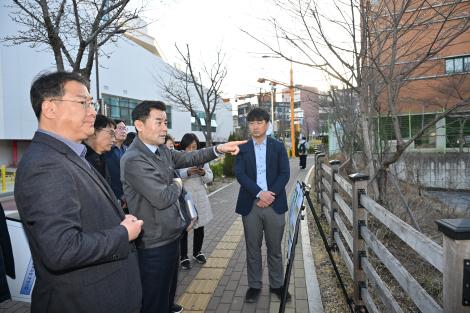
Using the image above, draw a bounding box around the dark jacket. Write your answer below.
[104,145,126,200]
[235,137,290,216]
[14,132,141,313]
[121,136,217,249]
[84,144,110,184]
[0,203,14,302]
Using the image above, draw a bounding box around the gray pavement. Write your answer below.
[1,157,320,313]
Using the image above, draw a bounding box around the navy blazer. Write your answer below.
[235,137,290,216]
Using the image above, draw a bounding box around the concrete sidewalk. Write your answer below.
[1,158,322,313]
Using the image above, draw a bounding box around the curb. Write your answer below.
[301,165,325,313]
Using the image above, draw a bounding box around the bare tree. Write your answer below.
[244,0,470,198]
[4,0,145,79]
[160,44,228,146]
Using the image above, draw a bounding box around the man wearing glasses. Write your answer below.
[14,71,143,313]
[105,119,129,211]
[84,115,117,183]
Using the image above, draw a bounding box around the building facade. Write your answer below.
[0,10,232,166]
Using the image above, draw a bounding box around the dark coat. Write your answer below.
[104,145,126,200]
[0,202,14,302]
[14,132,141,313]
[121,136,218,249]
[235,137,290,216]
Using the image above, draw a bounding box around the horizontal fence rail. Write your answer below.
[312,152,469,313]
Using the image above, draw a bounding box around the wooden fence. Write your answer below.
[313,152,470,313]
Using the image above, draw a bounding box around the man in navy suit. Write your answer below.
[235,108,291,303]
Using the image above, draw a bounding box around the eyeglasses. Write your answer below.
[51,98,100,111]
[96,129,116,138]
[116,126,128,131]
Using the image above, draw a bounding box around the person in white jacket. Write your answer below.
[177,133,214,270]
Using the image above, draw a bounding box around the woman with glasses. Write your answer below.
[177,133,213,270]
[84,115,116,183]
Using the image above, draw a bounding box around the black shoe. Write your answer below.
[193,253,207,264]
[180,258,191,270]
[270,287,292,302]
[245,287,261,303]
[170,304,183,313]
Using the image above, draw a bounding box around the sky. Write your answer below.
[140,0,329,100]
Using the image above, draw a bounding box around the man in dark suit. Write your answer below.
[104,119,128,210]
[14,71,144,313]
[121,100,245,313]
[235,108,291,303]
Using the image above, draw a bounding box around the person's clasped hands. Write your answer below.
[120,214,144,241]
[257,191,276,208]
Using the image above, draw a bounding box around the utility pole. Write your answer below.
[290,62,296,157]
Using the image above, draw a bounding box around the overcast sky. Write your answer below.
[141,0,329,99]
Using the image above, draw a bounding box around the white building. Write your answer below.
[0,10,232,166]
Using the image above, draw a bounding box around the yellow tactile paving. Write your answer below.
[186,279,219,294]
[215,242,238,250]
[195,268,225,280]
[179,293,211,311]
[210,249,233,258]
[177,217,243,312]
[203,257,230,268]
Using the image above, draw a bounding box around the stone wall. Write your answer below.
[393,152,470,190]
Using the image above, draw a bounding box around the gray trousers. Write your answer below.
[242,202,286,289]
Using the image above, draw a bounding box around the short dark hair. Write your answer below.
[123,132,136,146]
[113,119,125,125]
[165,134,174,144]
[179,133,199,151]
[247,108,270,122]
[30,71,90,119]
[132,100,166,123]
[94,114,116,130]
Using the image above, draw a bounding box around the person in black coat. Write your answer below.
[0,202,15,303]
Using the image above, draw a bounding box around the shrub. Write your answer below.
[210,161,223,179]
[222,132,244,177]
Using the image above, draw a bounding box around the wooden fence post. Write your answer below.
[349,172,369,310]
[315,153,325,204]
[436,219,470,313]
[329,160,341,246]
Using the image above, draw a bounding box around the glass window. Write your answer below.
[445,59,454,74]
[454,58,463,73]
[464,57,470,72]
[110,106,120,118]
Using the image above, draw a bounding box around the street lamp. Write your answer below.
[257,62,296,158]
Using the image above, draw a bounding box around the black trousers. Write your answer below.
[138,240,179,313]
[299,155,307,169]
[180,226,204,260]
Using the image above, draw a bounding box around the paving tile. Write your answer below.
[220,290,235,303]
[185,279,218,294]
[194,268,224,280]
[178,293,211,311]
[203,257,230,268]
[211,249,233,258]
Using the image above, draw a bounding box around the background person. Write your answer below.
[235,108,291,303]
[105,119,128,210]
[84,114,116,182]
[177,133,214,270]
[165,134,175,150]
[298,136,308,170]
[14,71,143,313]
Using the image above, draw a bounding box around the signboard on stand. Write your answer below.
[6,211,35,302]
[287,182,304,260]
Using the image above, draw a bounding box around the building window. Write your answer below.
[445,56,470,74]
[191,111,216,132]
[102,94,172,128]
